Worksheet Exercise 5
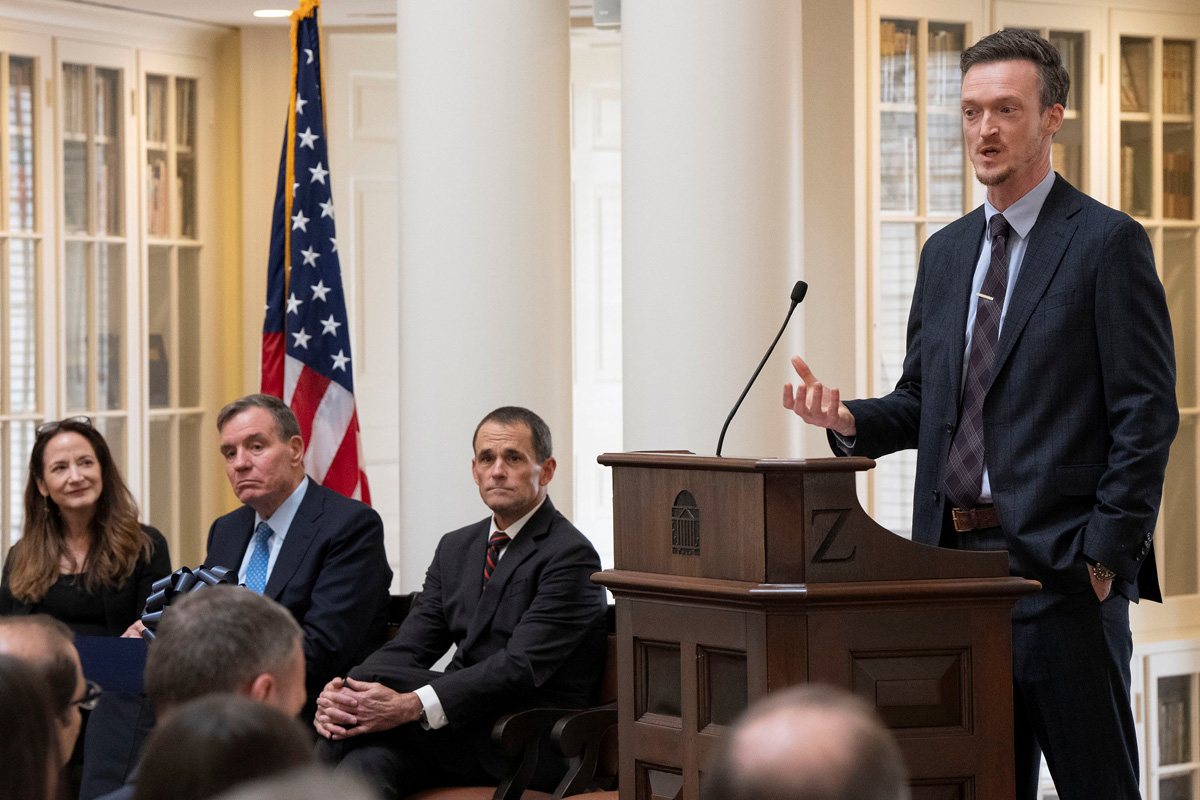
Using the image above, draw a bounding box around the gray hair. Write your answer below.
[217,394,302,442]
[210,767,378,800]
[700,684,910,800]
[144,586,302,713]
[961,28,1070,111]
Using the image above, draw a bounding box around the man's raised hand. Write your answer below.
[782,355,856,437]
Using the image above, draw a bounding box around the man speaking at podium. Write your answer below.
[783,29,1176,800]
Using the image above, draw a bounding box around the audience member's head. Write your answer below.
[216,394,307,519]
[0,654,63,800]
[471,406,557,529]
[0,615,88,766]
[701,684,910,800]
[211,768,378,800]
[133,694,314,800]
[144,585,306,717]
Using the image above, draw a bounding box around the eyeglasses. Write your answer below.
[72,680,103,711]
[35,416,94,439]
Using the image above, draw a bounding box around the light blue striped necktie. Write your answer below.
[245,521,274,594]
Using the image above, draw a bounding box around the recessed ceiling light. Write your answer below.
[253,9,291,17]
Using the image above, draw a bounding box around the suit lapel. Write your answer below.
[986,177,1080,392]
[264,481,321,600]
[459,499,556,654]
[206,506,256,572]
[944,210,986,412]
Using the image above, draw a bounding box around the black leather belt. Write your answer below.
[951,504,1000,532]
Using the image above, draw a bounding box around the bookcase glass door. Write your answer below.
[1148,648,1200,800]
[0,47,45,560]
[1115,23,1200,605]
[143,68,202,566]
[873,13,975,536]
[60,58,130,474]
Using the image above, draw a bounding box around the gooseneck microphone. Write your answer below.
[715,281,809,457]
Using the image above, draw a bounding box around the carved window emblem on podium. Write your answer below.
[671,491,700,556]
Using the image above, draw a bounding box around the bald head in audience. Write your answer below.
[0,614,87,766]
[144,585,307,718]
[701,684,910,800]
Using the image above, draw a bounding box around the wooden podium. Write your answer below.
[592,452,1039,800]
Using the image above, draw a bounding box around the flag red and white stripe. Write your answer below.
[261,0,370,503]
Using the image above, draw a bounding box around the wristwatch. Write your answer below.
[1090,562,1117,582]
[418,706,428,725]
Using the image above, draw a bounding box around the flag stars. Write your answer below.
[319,199,335,219]
[292,182,299,198]
[295,94,307,116]
[286,293,303,315]
[292,328,312,349]
[291,209,309,232]
[331,350,351,371]
[320,314,342,336]
[304,48,314,64]
[298,127,319,149]
[311,280,331,302]
[329,237,338,253]
[301,246,320,267]
[309,162,329,184]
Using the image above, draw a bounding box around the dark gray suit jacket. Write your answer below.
[351,497,607,729]
[205,480,392,698]
[836,175,1177,602]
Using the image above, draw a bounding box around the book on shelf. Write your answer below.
[1051,143,1082,188]
[1049,34,1079,111]
[1163,42,1194,115]
[1164,150,1194,220]
[176,79,194,147]
[146,77,166,144]
[1120,53,1142,113]
[1120,146,1136,215]
[147,156,168,236]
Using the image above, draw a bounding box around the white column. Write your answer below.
[621,1,806,458]
[395,1,572,589]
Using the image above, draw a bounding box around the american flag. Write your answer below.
[261,0,371,503]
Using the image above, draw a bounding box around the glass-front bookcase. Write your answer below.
[58,41,139,478]
[141,53,210,568]
[1113,15,1200,611]
[0,33,52,566]
[872,5,980,537]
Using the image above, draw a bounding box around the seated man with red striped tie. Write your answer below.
[314,406,608,800]
[204,393,393,719]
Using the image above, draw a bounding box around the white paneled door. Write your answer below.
[327,32,400,585]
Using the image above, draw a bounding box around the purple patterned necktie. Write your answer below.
[944,213,1011,509]
[483,530,511,589]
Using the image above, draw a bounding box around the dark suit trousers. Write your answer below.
[317,667,497,800]
[941,523,1139,800]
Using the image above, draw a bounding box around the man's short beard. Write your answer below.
[974,164,1014,187]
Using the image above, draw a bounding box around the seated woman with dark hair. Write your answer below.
[0,653,64,800]
[0,417,171,636]
[133,694,314,800]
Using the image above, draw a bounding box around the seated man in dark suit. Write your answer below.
[205,394,392,713]
[315,406,607,800]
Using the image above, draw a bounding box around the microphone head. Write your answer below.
[790,281,809,304]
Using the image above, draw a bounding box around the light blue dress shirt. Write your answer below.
[237,476,309,585]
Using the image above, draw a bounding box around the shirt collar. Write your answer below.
[983,166,1056,240]
[254,476,309,539]
[489,495,547,543]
